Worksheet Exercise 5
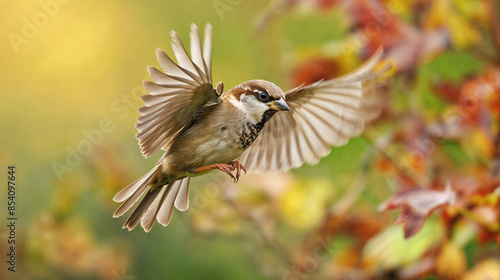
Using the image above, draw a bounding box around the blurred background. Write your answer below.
[1,0,500,279]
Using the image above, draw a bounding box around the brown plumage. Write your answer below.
[113,23,390,232]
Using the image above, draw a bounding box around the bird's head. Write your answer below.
[228,80,289,124]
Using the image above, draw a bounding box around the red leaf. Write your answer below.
[292,58,341,87]
[379,183,456,238]
[313,0,342,10]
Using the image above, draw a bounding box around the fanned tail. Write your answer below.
[113,163,191,232]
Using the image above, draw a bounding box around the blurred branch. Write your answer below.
[397,256,435,280]
[219,183,294,265]
[255,0,298,32]
[365,130,420,188]
[486,0,500,178]
[487,0,500,64]
[455,207,500,233]
[486,0,500,175]
[284,145,382,279]
[492,131,500,179]
[330,144,375,216]
[331,176,367,216]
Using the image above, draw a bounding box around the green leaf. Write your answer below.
[282,10,349,47]
[415,51,483,112]
[423,51,483,82]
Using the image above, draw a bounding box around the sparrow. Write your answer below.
[113,23,389,232]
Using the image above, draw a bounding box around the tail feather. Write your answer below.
[174,177,190,211]
[113,164,161,202]
[113,179,151,218]
[113,165,192,231]
[157,179,183,226]
[140,181,172,232]
[141,177,189,230]
[123,187,161,231]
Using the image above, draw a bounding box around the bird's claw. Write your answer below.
[194,161,246,183]
[215,164,236,182]
[229,160,246,183]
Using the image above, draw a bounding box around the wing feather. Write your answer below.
[137,23,217,158]
[156,49,197,82]
[203,24,213,82]
[170,31,205,83]
[190,24,209,82]
[239,50,390,173]
[147,66,191,87]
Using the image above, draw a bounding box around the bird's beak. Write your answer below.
[269,97,289,111]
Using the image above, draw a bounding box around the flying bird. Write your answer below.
[113,23,389,232]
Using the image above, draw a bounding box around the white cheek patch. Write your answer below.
[228,94,247,112]
[230,94,269,124]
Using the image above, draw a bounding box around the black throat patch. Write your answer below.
[238,109,277,150]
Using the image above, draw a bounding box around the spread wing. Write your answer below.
[136,23,218,158]
[238,49,390,173]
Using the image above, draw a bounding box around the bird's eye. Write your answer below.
[258,91,269,101]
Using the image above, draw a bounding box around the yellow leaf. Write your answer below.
[278,179,334,229]
[435,241,467,279]
[453,0,489,25]
[463,259,500,280]
[448,14,479,48]
[469,129,494,158]
[424,0,479,48]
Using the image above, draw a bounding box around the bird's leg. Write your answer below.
[229,160,246,183]
[191,161,247,183]
[192,163,236,182]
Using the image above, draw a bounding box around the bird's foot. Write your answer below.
[192,161,246,183]
[229,160,246,183]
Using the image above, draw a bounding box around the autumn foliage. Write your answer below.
[224,0,500,279]
[7,0,500,280]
